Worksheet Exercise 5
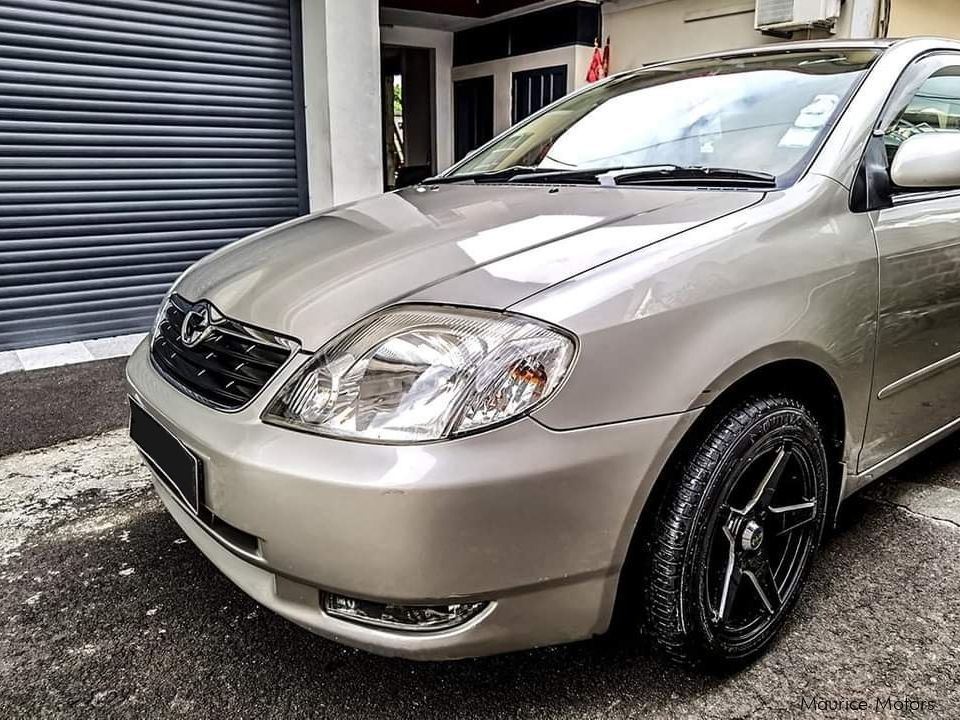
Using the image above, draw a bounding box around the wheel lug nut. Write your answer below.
[741,521,764,552]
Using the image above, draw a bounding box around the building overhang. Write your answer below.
[380,0,599,31]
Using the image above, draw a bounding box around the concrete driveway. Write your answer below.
[1,428,958,719]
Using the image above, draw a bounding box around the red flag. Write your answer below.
[586,41,604,83]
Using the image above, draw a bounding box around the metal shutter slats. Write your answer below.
[3,231,261,261]
[1,214,296,242]
[0,168,296,181]
[0,156,297,168]
[0,97,293,118]
[0,109,294,128]
[0,84,292,108]
[98,0,291,22]
[3,196,299,214]
[0,120,294,136]
[0,10,292,54]
[2,204,300,229]
[0,0,305,350]
[1,45,293,81]
[3,0,291,36]
[4,318,153,349]
[99,0,292,22]
[5,259,198,281]
[0,178,298,191]
[0,185,298,201]
[0,31,293,71]
[7,251,209,274]
[1,59,295,91]
[0,143,296,159]
[7,306,170,334]
[0,69,294,98]
[2,294,176,321]
[2,281,181,309]
[1,134,296,147]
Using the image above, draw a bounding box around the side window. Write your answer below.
[884,66,960,165]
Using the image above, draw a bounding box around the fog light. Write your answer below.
[323,594,487,632]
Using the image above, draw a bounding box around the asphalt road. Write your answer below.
[1,427,958,719]
[0,358,128,456]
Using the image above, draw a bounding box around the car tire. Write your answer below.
[642,394,830,667]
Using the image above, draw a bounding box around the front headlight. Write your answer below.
[262,305,577,443]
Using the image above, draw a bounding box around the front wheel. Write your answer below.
[643,395,830,667]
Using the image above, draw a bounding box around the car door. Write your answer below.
[860,55,960,472]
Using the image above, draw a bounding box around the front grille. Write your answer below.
[151,294,298,411]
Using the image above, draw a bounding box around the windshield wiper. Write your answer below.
[504,164,777,187]
[599,165,777,188]
[426,165,641,185]
[425,165,541,184]
[426,164,776,188]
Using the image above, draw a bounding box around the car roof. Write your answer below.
[612,37,960,78]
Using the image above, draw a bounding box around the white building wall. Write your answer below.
[601,0,877,73]
[888,0,960,38]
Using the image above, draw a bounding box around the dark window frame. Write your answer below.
[511,65,568,125]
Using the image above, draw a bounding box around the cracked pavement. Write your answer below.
[1,429,959,719]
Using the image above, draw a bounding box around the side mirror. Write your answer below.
[890,132,960,189]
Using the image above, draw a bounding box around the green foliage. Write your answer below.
[393,81,403,116]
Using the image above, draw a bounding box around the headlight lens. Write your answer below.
[262,305,576,443]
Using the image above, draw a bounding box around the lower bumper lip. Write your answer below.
[126,336,702,657]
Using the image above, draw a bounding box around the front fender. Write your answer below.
[519,176,878,459]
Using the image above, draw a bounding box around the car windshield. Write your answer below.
[448,49,880,184]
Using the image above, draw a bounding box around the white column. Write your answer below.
[843,0,881,38]
[301,0,384,211]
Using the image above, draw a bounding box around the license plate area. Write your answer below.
[129,399,202,513]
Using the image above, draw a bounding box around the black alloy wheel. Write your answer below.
[643,395,830,667]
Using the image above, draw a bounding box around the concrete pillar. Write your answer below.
[301,0,384,211]
[843,0,881,38]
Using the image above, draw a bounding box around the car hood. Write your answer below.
[176,184,763,350]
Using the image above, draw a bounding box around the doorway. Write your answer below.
[381,45,436,190]
[454,75,495,162]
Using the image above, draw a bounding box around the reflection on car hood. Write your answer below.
[175,184,763,350]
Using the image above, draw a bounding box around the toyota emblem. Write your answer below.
[180,304,213,348]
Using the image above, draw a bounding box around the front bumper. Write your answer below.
[126,339,699,659]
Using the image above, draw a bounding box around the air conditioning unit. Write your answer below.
[755,0,841,31]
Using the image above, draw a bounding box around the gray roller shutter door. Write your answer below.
[0,0,307,351]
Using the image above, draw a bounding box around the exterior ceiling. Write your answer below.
[379,1,601,35]
[380,0,547,18]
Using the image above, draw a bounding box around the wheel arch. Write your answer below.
[610,349,848,631]
[691,347,847,466]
